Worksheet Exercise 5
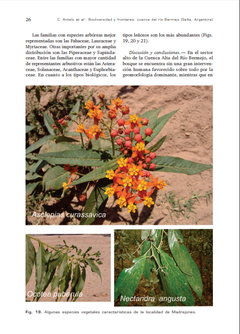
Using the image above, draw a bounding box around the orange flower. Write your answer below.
[87,108,103,125]
[125,114,142,130]
[143,196,154,207]
[107,97,123,110]
[89,125,105,140]
[148,175,167,190]
[132,142,150,160]
[76,124,85,133]
[62,177,73,190]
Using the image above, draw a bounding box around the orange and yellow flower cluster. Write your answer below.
[104,156,166,213]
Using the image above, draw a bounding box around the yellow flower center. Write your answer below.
[105,187,115,197]
[136,142,145,151]
[106,170,115,180]
[127,203,137,213]
[144,197,154,207]
[117,197,127,208]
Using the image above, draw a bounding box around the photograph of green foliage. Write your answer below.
[26,234,110,302]
[26,86,212,225]
[114,229,213,306]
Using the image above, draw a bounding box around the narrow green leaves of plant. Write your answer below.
[35,242,47,297]
[168,230,203,299]
[85,259,102,282]
[148,135,167,152]
[43,166,70,191]
[43,112,55,135]
[51,253,68,293]
[152,156,212,175]
[37,149,113,167]
[26,182,40,196]
[26,135,57,155]
[26,125,36,133]
[144,110,178,145]
[115,256,146,306]
[159,250,195,306]
[71,158,119,186]
[80,178,111,225]
[73,267,86,302]
[26,235,36,285]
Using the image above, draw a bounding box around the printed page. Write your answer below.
[1,0,239,333]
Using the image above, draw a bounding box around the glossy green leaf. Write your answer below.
[152,156,212,175]
[115,256,146,306]
[159,250,195,306]
[168,230,203,298]
[71,157,120,186]
[85,259,102,282]
[148,135,167,152]
[26,236,36,285]
[43,166,70,191]
[43,112,55,135]
[80,178,111,225]
[26,135,56,155]
[37,149,113,167]
[26,182,40,196]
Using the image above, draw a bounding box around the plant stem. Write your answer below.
[111,135,115,156]
[80,133,84,148]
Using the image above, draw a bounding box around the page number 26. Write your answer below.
[26,18,31,22]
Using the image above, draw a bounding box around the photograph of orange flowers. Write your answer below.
[26,85,212,225]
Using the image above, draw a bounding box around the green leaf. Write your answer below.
[26,182,40,196]
[26,172,42,181]
[68,263,80,301]
[168,230,203,298]
[55,136,79,143]
[26,135,56,155]
[26,236,36,285]
[114,256,146,306]
[59,263,72,300]
[159,250,195,306]
[152,156,212,175]
[148,135,167,152]
[51,253,68,293]
[140,107,162,124]
[26,125,36,133]
[85,258,102,282]
[73,267,86,301]
[66,100,80,130]
[29,160,48,174]
[80,178,111,225]
[43,112,55,135]
[71,157,120,186]
[144,110,178,145]
[43,166,70,191]
[47,142,81,153]
[35,243,46,295]
[37,149,113,167]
